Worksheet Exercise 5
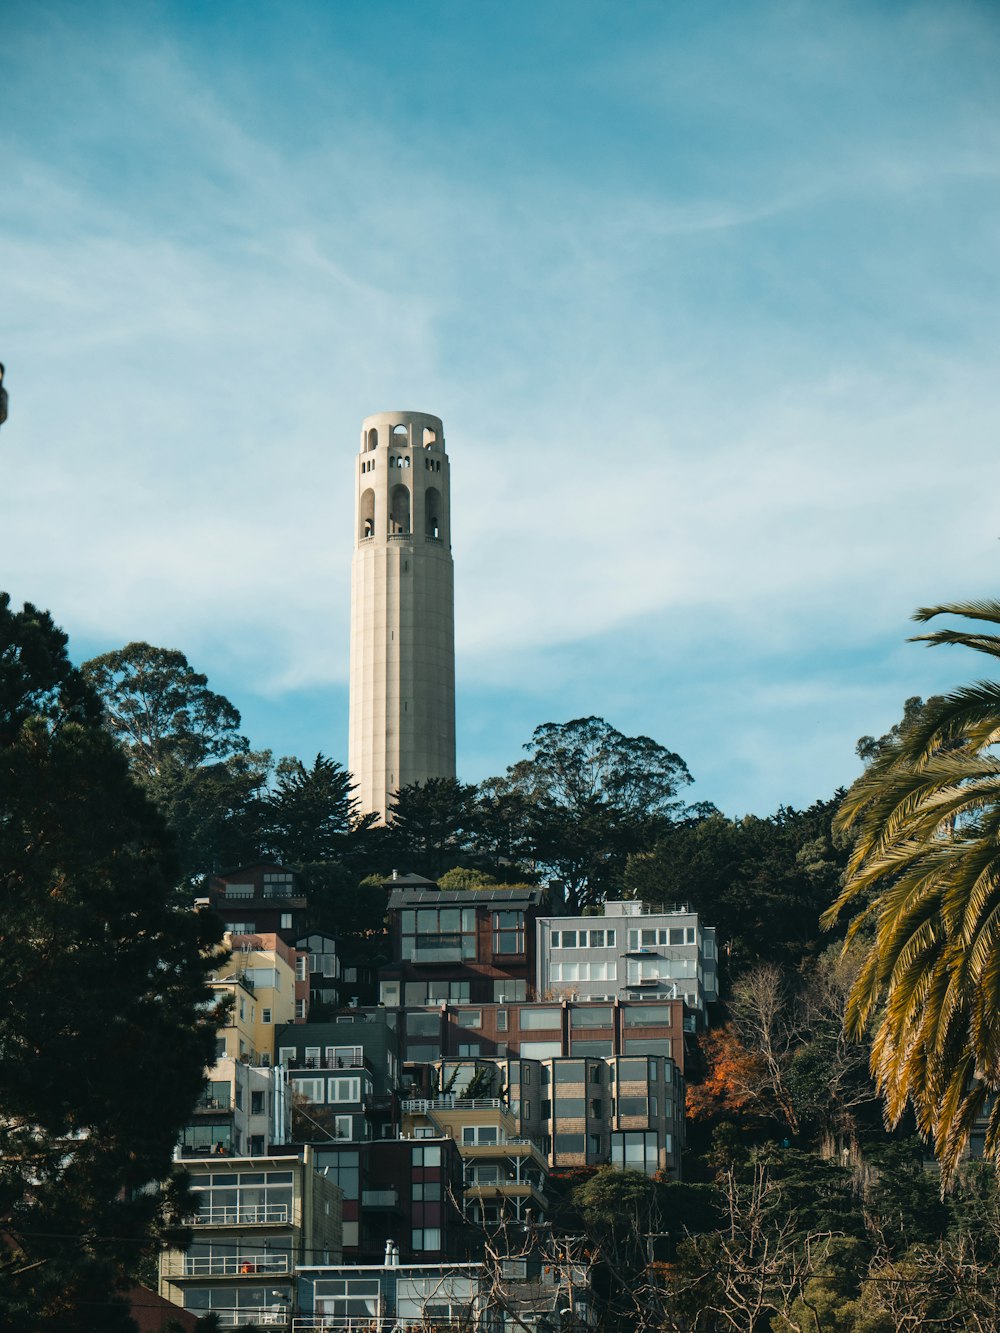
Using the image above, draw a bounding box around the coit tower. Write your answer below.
[349,410,456,822]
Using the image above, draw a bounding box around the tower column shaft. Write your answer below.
[348,411,456,822]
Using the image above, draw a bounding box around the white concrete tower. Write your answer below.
[349,410,456,822]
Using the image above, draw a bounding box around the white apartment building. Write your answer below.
[536,900,718,1026]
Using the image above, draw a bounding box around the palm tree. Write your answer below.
[823,599,1000,1183]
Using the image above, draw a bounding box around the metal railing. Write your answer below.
[208,1311,288,1328]
[183,1253,290,1276]
[191,1203,290,1226]
[292,1318,478,1332]
[402,1098,507,1113]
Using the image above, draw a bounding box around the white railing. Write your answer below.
[183,1253,289,1276]
[292,1319,476,1332]
[387,532,411,542]
[211,1311,288,1328]
[402,1098,507,1113]
[191,1203,289,1226]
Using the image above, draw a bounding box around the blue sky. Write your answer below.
[2,0,999,816]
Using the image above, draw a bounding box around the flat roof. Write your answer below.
[389,886,544,909]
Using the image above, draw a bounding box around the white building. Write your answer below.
[536,900,718,1025]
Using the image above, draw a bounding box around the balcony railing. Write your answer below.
[183,1253,290,1277]
[292,1319,476,1333]
[387,531,412,542]
[291,1053,367,1071]
[402,1098,507,1113]
[207,1311,288,1328]
[191,1204,289,1226]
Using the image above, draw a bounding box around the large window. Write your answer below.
[520,1041,562,1058]
[318,1149,359,1200]
[405,980,470,1004]
[552,928,616,948]
[183,1283,293,1316]
[623,1004,675,1026]
[293,1077,325,1103]
[551,960,615,981]
[312,1277,381,1322]
[492,910,525,955]
[400,907,476,961]
[520,1009,561,1030]
[327,1077,362,1103]
[190,1169,293,1225]
[611,1130,660,1176]
[407,1012,441,1037]
[570,1007,613,1029]
[624,1039,672,1058]
[462,1125,499,1145]
[181,1123,233,1153]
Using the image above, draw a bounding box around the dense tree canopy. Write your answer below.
[625,799,849,970]
[263,753,375,866]
[0,596,224,1331]
[494,716,698,909]
[388,776,478,878]
[82,642,269,879]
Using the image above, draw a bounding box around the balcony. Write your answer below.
[465,1179,548,1207]
[194,1095,231,1112]
[191,1204,289,1226]
[164,1252,290,1278]
[292,1320,475,1333]
[291,1052,369,1072]
[402,1097,507,1114]
[205,1311,288,1328]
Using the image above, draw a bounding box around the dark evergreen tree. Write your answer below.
[0,595,225,1331]
[388,777,478,878]
[263,753,375,866]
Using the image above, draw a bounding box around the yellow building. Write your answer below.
[401,1095,548,1226]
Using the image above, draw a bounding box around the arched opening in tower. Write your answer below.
[359,488,375,539]
[366,427,379,451]
[389,483,410,535]
[425,486,442,540]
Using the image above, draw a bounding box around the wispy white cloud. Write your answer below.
[1,0,999,812]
